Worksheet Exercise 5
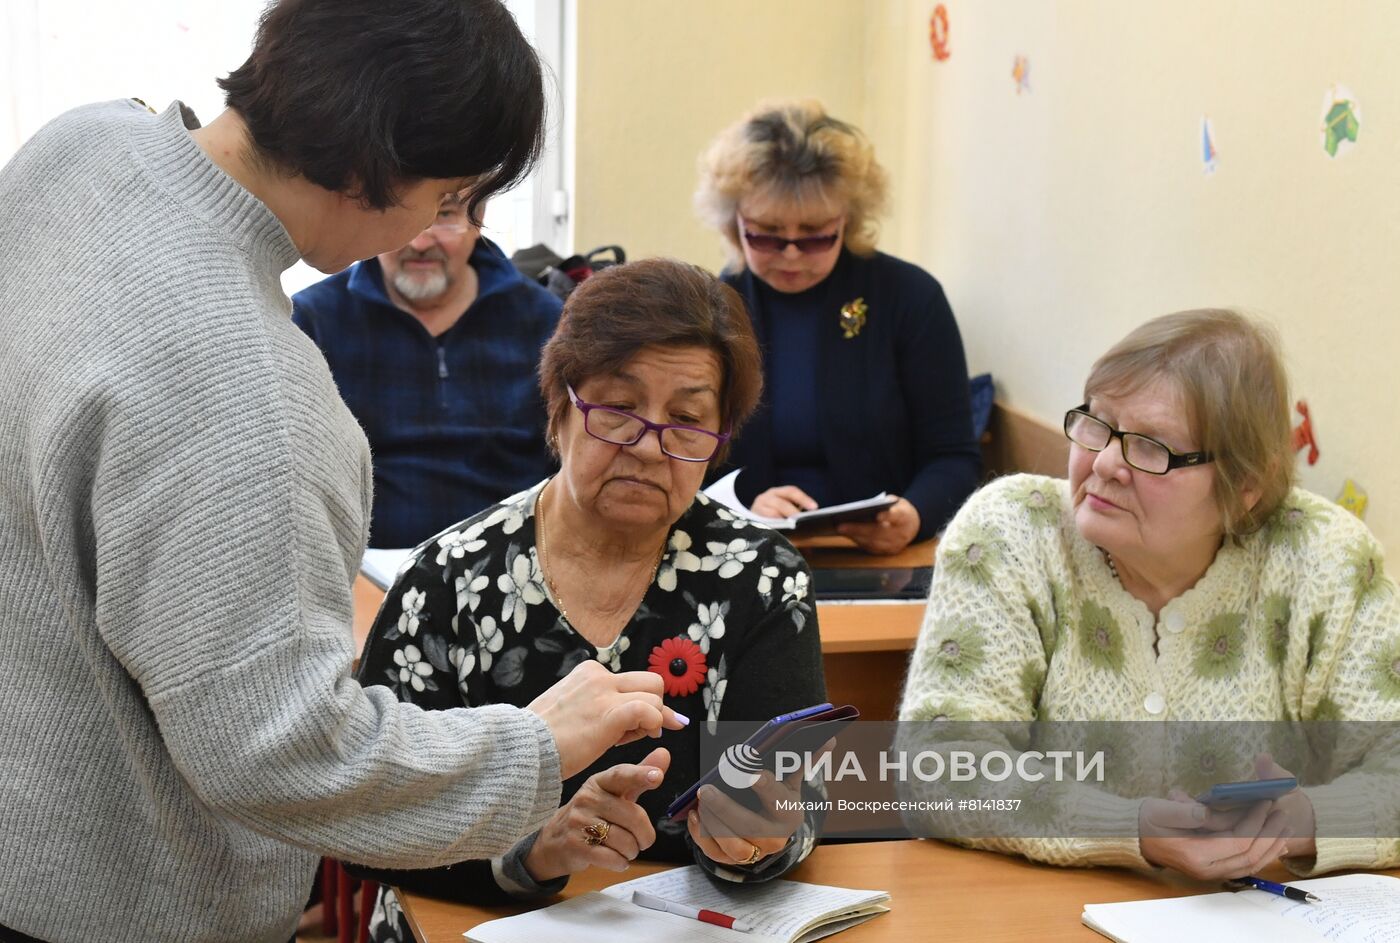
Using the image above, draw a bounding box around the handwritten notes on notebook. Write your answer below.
[1082,873,1400,943]
[464,865,889,943]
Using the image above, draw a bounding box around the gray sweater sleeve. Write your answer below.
[83,310,562,869]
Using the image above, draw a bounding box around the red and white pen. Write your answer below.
[631,890,753,932]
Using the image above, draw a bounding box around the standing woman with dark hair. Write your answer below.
[0,3,682,942]
[696,99,982,555]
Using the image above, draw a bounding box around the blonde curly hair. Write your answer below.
[695,99,888,268]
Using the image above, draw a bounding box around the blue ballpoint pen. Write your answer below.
[1228,876,1321,903]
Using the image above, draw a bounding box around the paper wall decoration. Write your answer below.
[1337,480,1368,520]
[1012,55,1030,94]
[1320,85,1360,157]
[930,5,950,61]
[1291,400,1319,465]
[1201,117,1218,173]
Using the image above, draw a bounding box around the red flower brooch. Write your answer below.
[648,636,707,698]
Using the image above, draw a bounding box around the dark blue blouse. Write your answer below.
[721,249,981,540]
[759,277,833,506]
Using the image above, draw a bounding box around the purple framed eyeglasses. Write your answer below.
[567,384,730,462]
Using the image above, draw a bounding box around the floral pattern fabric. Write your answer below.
[352,480,826,942]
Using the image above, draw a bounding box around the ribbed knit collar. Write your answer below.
[127,100,300,274]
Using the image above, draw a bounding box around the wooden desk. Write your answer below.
[398,838,1400,942]
[351,538,934,721]
[795,536,930,721]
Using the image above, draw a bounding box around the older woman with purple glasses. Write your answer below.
[347,258,828,943]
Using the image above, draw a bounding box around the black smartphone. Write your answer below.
[665,702,860,820]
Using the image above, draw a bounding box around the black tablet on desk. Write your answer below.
[811,566,932,600]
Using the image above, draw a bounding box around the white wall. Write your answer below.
[864,0,1400,550]
[571,0,871,271]
[572,0,1400,551]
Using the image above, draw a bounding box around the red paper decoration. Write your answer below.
[930,5,950,61]
[1291,400,1319,465]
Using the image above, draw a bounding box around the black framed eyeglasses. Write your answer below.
[567,384,730,462]
[738,216,842,255]
[1063,405,1213,475]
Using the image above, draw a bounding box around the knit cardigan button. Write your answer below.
[1163,611,1186,634]
[1143,692,1167,715]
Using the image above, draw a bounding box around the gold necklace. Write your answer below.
[535,487,666,628]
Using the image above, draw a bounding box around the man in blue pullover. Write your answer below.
[294,196,561,548]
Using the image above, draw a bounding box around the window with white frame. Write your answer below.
[487,0,570,261]
[1,0,570,295]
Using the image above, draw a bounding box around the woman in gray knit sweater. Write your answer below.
[0,3,681,942]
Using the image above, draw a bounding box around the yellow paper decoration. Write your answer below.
[1337,479,1368,520]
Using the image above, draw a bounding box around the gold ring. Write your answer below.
[741,843,763,865]
[582,820,611,846]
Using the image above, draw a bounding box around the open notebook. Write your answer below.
[1083,873,1400,943]
[464,865,890,943]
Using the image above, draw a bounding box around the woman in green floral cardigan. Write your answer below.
[901,308,1400,882]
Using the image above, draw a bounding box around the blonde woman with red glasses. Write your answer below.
[696,99,981,555]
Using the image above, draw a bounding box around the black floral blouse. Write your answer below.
[349,480,827,942]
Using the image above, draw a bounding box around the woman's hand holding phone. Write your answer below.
[1252,753,1316,861]
[685,735,836,867]
[1138,753,1314,879]
[685,771,805,866]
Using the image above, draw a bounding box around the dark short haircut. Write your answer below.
[218,0,544,217]
[538,258,763,465]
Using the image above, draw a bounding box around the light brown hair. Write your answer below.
[1084,309,1294,537]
